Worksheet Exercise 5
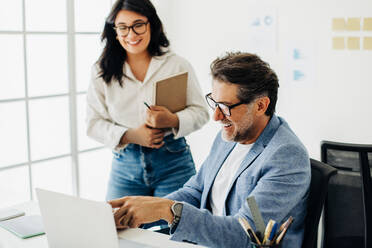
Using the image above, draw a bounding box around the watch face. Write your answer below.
[172,202,183,216]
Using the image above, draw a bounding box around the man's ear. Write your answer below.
[256,96,270,116]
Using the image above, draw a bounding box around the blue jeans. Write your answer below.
[106,135,196,201]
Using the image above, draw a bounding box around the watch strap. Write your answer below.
[170,201,183,234]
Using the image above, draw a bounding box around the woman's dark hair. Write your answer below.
[210,52,279,117]
[98,0,170,86]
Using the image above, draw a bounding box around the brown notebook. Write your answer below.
[153,71,188,113]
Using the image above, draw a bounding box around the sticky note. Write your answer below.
[333,37,345,50]
[363,18,372,31]
[363,37,372,50]
[332,18,346,31]
[347,37,360,50]
[346,18,361,31]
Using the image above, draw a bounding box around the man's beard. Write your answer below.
[221,118,254,143]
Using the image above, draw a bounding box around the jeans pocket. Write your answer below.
[165,138,188,153]
[112,151,121,159]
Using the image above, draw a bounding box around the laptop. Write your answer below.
[36,188,154,248]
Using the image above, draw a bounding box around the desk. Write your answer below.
[0,202,203,248]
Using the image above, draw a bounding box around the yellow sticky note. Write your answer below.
[346,18,361,31]
[363,18,372,31]
[333,37,345,50]
[332,18,346,31]
[363,37,372,50]
[347,37,360,50]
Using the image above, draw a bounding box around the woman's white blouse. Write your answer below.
[86,52,209,150]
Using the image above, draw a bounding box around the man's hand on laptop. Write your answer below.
[108,196,174,229]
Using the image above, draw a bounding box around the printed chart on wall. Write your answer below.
[284,41,316,85]
[244,7,278,55]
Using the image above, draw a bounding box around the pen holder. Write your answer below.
[250,242,282,248]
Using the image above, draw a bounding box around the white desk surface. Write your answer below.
[0,202,204,248]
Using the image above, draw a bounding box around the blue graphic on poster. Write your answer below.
[245,8,277,54]
[285,42,316,85]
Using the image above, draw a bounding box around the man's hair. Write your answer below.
[210,52,279,116]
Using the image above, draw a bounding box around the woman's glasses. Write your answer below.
[113,21,149,37]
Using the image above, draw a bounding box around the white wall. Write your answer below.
[155,0,372,168]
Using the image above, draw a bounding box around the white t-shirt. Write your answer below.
[210,143,253,216]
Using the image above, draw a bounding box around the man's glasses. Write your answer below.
[205,93,248,116]
[113,21,149,37]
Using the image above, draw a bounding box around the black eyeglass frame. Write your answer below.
[113,21,149,37]
[205,93,249,116]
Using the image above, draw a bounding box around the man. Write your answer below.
[109,52,311,247]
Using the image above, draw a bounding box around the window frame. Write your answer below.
[0,0,109,204]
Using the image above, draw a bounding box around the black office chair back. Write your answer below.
[321,141,372,248]
[302,159,337,248]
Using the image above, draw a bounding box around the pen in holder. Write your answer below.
[239,216,293,248]
[241,197,294,247]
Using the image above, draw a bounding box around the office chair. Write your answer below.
[321,141,372,248]
[302,159,337,248]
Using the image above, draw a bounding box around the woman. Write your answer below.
[86,0,209,201]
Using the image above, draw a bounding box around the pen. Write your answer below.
[263,219,275,245]
[144,102,151,109]
[267,222,278,245]
[238,217,261,245]
[238,218,251,239]
[275,216,293,244]
[249,229,262,245]
[270,218,287,245]
[143,101,163,145]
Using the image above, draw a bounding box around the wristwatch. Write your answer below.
[170,201,183,233]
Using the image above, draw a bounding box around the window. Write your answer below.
[0,0,113,208]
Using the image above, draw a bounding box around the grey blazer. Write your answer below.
[166,115,311,247]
